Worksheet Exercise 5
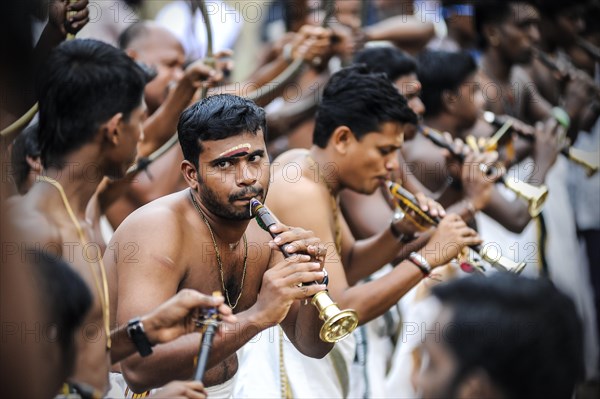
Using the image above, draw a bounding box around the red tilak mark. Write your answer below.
[219,143,252,158]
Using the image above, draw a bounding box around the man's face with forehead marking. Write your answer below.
[196,130,270,220]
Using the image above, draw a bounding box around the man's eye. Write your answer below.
[216,161,232,169]
[249,154,262,163]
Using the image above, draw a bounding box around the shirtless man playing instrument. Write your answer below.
[234,66,481,398]
[4,39,234,398]
[104,94,332,395]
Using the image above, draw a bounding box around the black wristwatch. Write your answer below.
[127,317,154,357]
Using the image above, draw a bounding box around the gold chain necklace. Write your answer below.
[189,189,248,310]
[306,155,342,256]
[37,176,111,350]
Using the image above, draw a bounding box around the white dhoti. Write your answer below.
[543,156,599,378]
[234,326,356,398]
[107,371,236,398]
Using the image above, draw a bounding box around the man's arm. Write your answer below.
[109,289,235,364]
[109,208,327,392]
[270,249,332,358]
[269,181,480,324]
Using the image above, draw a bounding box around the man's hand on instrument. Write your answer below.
[461,152,498,212]
[183,50,233,90]
[419,213,482,268]
[256,254,326,326]
[414,192,446,219]
[267,222,327,266]
[291,25,333,66]
[532,118,561,175]
[49,0,90,37]
[141,289,236,346]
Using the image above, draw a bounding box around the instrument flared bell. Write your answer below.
[311,291,359,343]
[249,198,359,343]
[501,176,548,217]
[479,246,526,274]
[565,148,599,177]
[386,181,527,275]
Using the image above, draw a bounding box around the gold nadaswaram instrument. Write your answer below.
[483,111,599,177]
[250,198,358,343]
[387,181,526,275]
[420,125,549,217]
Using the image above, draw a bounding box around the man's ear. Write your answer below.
[483,24,501,47]
[25,156,42,174]
[442,89,459,114]
[101,113,124,146]
[181,160,200,190]
[331,126,355,155]
[125,49,138,60]
[456,369,504,399]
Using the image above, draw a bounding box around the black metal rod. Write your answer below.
[193,320,218,382]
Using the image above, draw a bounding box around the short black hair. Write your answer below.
[36,39,147,168]
[313,65,417,148]
[178,94,267,169]
[417,50,477,117]
[10,123,40,192]
[353,47,418,81]
[432,274,584,399]
[474,1,513,49]
[29,250,92,377]
[118,21,150,50]
[534,0,588,18]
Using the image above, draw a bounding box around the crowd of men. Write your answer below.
[1,0,598,398]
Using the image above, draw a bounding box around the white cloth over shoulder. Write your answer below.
[155,0,243,61]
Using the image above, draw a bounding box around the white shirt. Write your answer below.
[155,0,243,61]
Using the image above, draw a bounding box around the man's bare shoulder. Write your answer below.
[271,148,309,171]
[111,190,189,244]
[270,149,322,191]
[267,163,330,223]
[4,195,61,248]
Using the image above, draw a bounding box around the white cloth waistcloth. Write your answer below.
[105,371,236,398]
[234,326,356,398]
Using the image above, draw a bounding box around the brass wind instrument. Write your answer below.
[387,181,526,275]
[420,126,548,217]
[483,111,599,177]
[193,292,222,382]
[249,198,358,343]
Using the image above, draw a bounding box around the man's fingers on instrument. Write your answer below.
[276,227,312,244]
[295,284,326,299]
[70,17,89,31]
[268,222,291,235]
[290,237,320,253]
[68,8,89,22]
[283,270,325,287]
[68,0,89,12]
[278,261,321,278]
[307,243,327,259]
[274,254,312,268]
